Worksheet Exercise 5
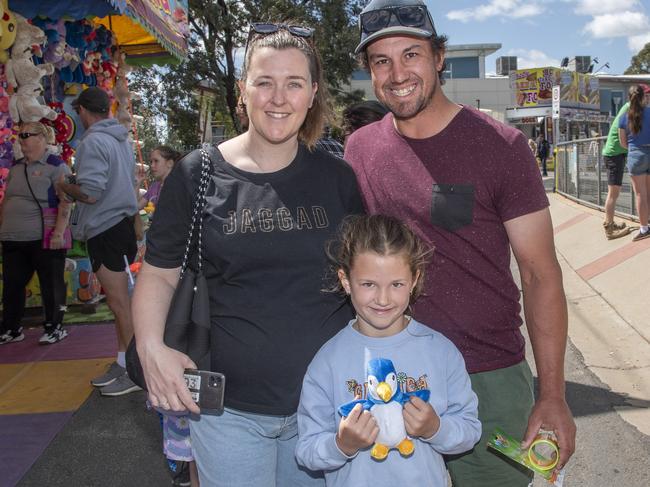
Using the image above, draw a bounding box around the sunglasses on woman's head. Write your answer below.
[360,5,431,34]
[249,22,314,38]
[18,132,41,140]
[245,23,314,55]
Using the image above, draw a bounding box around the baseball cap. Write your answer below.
[642,84,650,94]
[355,0,436,54]
[71,87,110,114]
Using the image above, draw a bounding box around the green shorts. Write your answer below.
[446,360,535,487]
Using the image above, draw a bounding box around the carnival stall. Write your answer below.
[0,0,188,308]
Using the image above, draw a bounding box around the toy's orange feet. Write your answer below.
[397,438,414,457]
[370,443,389,461]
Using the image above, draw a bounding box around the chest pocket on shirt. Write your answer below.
[430,183,475,232]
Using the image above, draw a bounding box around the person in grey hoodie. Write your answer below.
[58,87,140,396]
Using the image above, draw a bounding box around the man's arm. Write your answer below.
[57,178,97,204]
[504,208,576,469]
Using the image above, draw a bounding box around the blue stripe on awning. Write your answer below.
[8,0,125,20]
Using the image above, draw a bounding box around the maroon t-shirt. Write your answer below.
[344,106,549,373]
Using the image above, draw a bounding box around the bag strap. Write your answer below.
[179,148,212,276]
[23,163,46,238]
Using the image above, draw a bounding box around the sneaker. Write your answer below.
[100,372,142,396]
[604,222,632,240]
[0,328,25,345]
[38,324,69,345]
[169,460,191,487]
[91,361,126,387]
[632,228,650,242]
[603,220,626,231]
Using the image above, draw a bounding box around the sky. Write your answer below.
[424,0,650,75]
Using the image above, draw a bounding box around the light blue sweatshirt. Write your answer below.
[296,319,481,487]
[71,118,137,240]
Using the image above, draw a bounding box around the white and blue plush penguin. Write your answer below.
[338,357,431,460]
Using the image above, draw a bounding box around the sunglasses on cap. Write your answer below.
[360,5,431,34]
[18,132,43,140]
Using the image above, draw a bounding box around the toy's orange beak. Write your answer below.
[376,382,392,402]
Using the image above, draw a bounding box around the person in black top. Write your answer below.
[132,22,364,486]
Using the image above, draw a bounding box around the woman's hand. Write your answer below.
[138,340,200,414]
[49,233,65,249]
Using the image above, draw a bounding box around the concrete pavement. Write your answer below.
[546,191,650,437]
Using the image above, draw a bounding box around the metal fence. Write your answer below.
[555,137,638,220]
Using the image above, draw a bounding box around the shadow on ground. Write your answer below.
[533,378,650,418]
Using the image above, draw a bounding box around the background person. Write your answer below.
[341,100,388,148]
[57,86,140,396]
[138,146,181,211]
[619,84,650,241]
[0,122,72,345]
[132,22,364,487]
[536,133,550,177]
[344,1,575,485]
[601,98,633,239]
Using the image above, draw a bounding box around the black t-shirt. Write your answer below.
[145,144,365,415]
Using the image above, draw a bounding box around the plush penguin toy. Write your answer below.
[338,357,431,461]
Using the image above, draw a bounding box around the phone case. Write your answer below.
[184,369,226,414]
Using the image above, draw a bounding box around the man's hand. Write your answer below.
[521,396,576,470]
[336,403,379,456]
[403,396,440,439]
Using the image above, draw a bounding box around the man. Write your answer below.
[58,87,140,396]
[601,100,632,239]
[344,1,576,485]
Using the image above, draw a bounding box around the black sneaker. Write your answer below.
[39,324,69,345]
[0,327,25,344]
[169,460,191,486]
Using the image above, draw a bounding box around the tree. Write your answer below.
[130,0,363,141]
[625,42,650,74]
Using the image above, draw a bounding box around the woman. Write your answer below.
[0,122,72,345]
[132,22,364,486]
[619,84,650,241]
[138,145,180,210]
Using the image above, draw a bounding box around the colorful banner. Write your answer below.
[511,67,599,110]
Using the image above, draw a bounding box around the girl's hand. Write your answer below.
[403,396,440,439]
[138,340,200,414]
[336,403,379,456]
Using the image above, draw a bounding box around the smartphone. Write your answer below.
[183,369,226,414]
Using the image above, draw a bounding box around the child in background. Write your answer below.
[295,215,481,487]
[138,146,180,211]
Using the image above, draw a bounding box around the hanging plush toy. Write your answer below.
[5,14,56,122]
[113,51,133,129]
[338,358,431,461]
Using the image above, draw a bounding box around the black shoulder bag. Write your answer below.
[126,148,213,390]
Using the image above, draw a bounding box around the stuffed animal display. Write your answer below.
[338,358,431,461]
[5,14,56,123]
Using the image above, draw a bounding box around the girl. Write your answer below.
[132,21,364,487]
[619,84,650,241]
[296,214,481,486]
[138,146,180,210]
